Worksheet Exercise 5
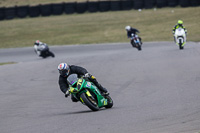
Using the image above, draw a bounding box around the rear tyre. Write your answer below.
[104,95,113,108]
[80,93,99,111]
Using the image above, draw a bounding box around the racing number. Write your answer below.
[77,79,83,90]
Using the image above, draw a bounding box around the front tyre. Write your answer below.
[179,39,184,50]
[131,43,135,48]
[104,95,113,108]
[80,93,99,111]
[137,44,142,51]
[179,44,184,50]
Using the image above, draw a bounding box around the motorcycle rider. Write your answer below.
[172,20,187,35]
[58,63,109,102]
[172,20,187,42]
[125,26,142,46]
[34,40,54,58]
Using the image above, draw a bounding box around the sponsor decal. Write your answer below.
[86,82,91,87]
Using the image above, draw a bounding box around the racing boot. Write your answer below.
[89,77,109,96]
[99,86,109,96]
[95,83,109,96]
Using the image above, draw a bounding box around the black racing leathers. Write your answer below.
[172,24,187,34]
[58,65,107,95]
[58,65,88,94]
[127,28,140,38]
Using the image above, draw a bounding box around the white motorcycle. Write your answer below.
[174,28,186,50]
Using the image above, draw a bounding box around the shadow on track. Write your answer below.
[43,107,116,118]
[59,107,115,115]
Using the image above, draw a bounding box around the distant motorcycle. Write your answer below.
[174,28,186,50]
[34,43,55,58]
[130,33,142,51]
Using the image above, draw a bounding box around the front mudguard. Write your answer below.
[83,85,108,108]
[85,82,109,107]
[174,35,186,47]
[71,89,94,103]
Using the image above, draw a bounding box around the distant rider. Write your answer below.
[34,40,54,58]
[125,25,142,44]
[58,63,109,102]
[172,20,187,35]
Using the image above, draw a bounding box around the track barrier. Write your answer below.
[0,0,199,21]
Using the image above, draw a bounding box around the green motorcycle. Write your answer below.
[67,74,113,111]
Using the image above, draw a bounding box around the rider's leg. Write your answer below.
[89,76,108,95]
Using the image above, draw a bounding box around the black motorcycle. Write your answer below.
[34,44,55,58]
[130,34,142,51]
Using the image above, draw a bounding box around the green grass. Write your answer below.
[0,6,199,48]
[0,62,16,65]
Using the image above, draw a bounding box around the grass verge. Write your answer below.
[0,6,199,48]
[0,62,17,65]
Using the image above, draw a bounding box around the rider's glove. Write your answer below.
[84,73,96,80]
[65,90,70,98]
[84,73,91,78]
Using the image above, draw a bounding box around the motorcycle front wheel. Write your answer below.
[179,44,184,50]
[131,42,136,48]
[80,93,99,111]
[178,39,184,50]
[137,44,142,51]
[135,43,142,51]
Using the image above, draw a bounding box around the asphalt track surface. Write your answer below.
[0,42,200,133]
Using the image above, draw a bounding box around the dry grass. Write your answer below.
[0,6,199,48]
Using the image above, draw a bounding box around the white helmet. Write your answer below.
[125,26,131,31]
[35,40,40,45]
[35,40,43,45]
[58,63,70,77]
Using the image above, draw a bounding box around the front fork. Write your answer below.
[79,90,96,104]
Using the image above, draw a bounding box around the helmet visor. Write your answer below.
[59,69,69,77]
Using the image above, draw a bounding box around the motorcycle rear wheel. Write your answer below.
[80,93,99,111]
[104,95,113,108]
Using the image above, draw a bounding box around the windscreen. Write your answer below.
[67,74,78,85]
[175,28,185,35]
